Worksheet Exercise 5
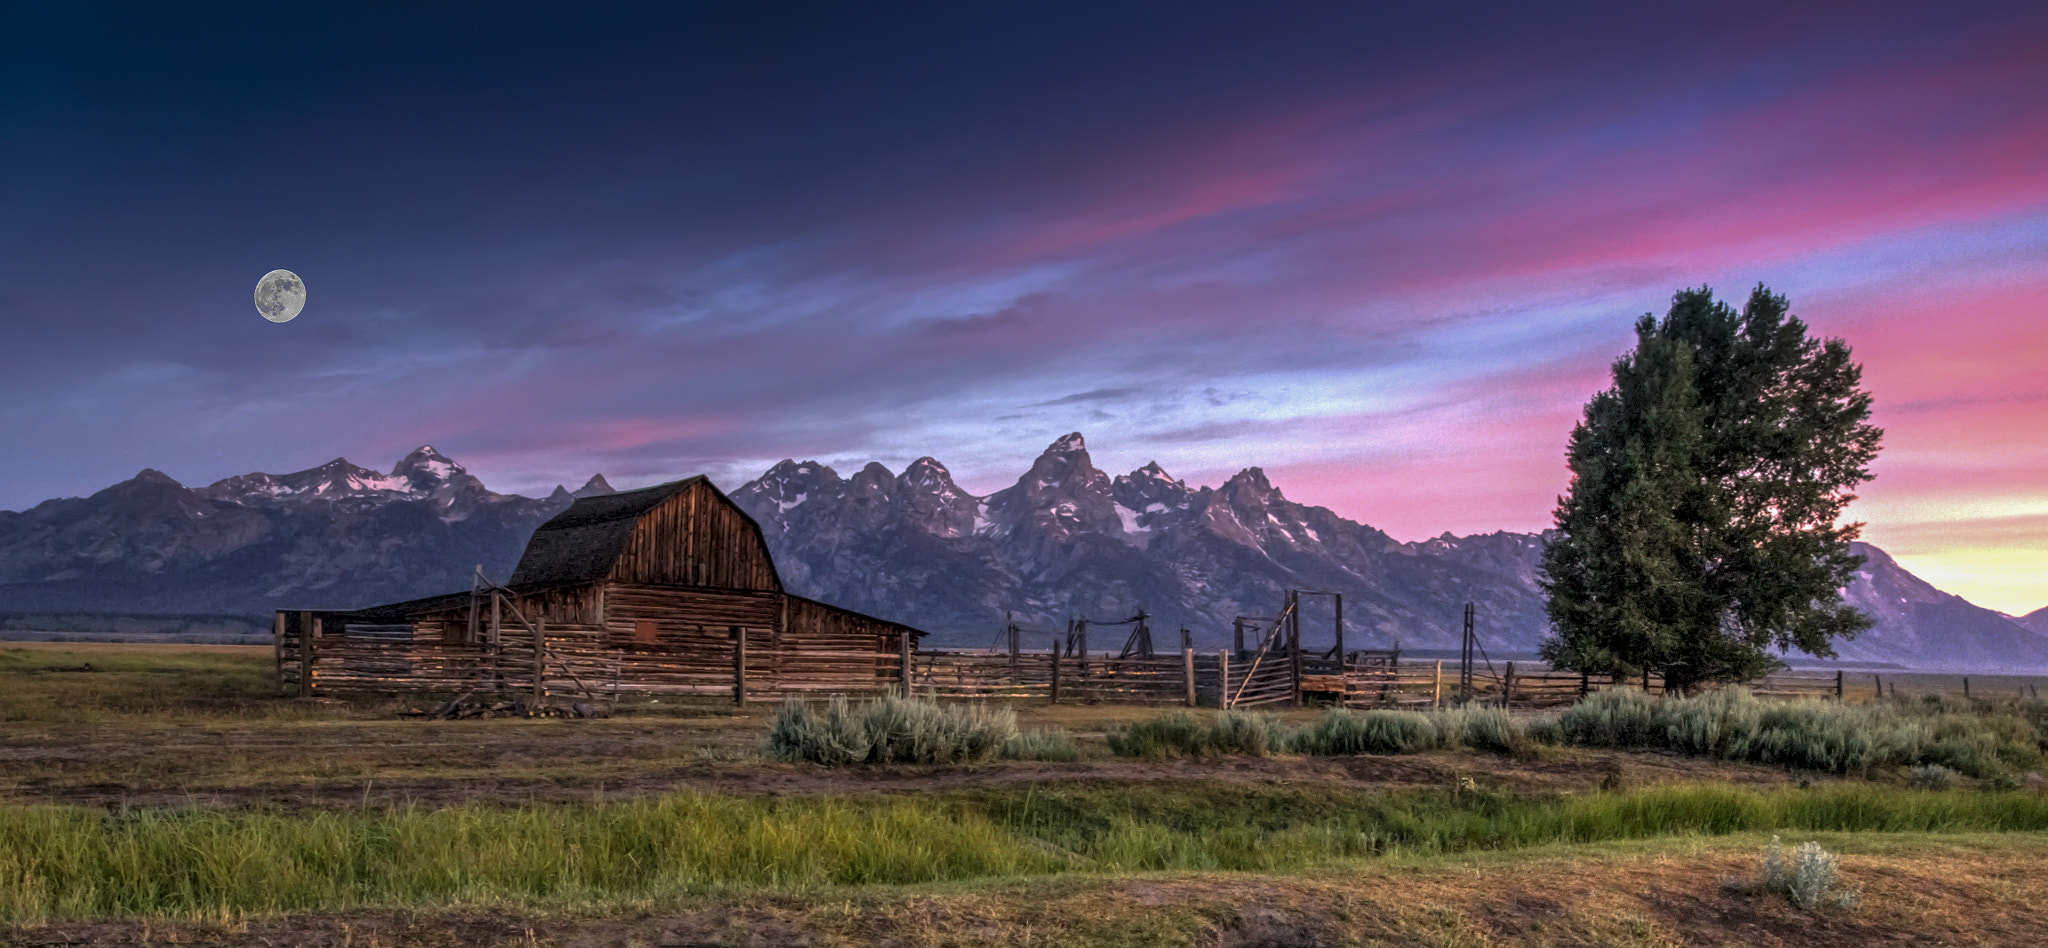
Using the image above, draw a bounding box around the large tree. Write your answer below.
[1540,285,1882,693]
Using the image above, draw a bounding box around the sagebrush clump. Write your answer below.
[766,695,1016,764]
[1289,709,1443,755]
[1908,763,1958,790]
[1555,686,2045,778]
[1724,836,1860,911]
[1106,709,1286,757]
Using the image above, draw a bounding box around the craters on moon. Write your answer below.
[254,269,306,323]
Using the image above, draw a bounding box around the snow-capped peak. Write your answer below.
[393,445,465,484]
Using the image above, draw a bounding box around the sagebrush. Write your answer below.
[1723,835,1861,910]
[766,695,1016,764]
[1555,686,2045,778]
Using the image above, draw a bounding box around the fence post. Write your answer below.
[1049,649,1061,705]
[300,611,318,697]
[1835,669,1843,701]
[1183,646,1197,707]
[732,626,748,706]
[1288,593,1304,708]
[899,633,913,698]
[1218,649,1231,709]
[533,620,547,705]
[1963,677,1971,700]
[1503,661,1516,707]
[1433,659,1442,708]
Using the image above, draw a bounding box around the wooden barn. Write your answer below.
[273,476,925,702]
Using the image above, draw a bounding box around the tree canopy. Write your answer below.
[1539,285,1883,693]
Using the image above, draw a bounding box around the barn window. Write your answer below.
[634,619,658,645]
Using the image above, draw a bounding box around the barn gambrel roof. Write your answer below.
[506,475,782,590]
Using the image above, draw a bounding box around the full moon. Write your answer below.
[254,269,306,323]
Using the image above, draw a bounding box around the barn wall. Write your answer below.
[781,596,912,688]
[607,483,782,591]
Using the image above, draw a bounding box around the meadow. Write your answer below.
[3,641,2047,947]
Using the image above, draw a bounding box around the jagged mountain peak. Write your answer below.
[132,468,182,487]
[392,444,466,485]
[1217,467,1285,508]
[731,459,845,522]
[758,458,841,484]
[1047,431,1087,454]
[573,474,615,497]
[981,432,1120,543]
[1112,461,1194,535]
[901,456,955,487]
[1223,466,1275,491]
[849,461,896,494]
[1132,460,1177,481]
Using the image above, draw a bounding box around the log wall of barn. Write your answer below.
[780,595,908,688]
[282,581,913,698]
[608,484,782,591]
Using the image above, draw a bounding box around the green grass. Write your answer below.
[0,644,283,722]
[7,781,2047,922]
[0,794,1063,923]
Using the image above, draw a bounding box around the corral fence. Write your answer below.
[909,652,1865,710]
[282,594,1961,711]
[1457,664,1849,708]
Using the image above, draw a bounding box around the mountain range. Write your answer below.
[3,434,2044,668]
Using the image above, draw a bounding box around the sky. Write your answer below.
[3,2,2044,614]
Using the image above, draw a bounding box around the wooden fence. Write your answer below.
[276,610,908,703]
[282,607,1874,710]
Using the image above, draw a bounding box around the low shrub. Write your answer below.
[1002,728,1084,762]
[1105,710,1284,757]
[1290,709,1443,755]
[1907,763,1958,790]
[766,696,1016,765]
[1438,704,1531,756]
[1104,710,1210,757]
[1555,686,2044,778]
[1723,836,1860,911]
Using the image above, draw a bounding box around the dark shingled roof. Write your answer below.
[507,476,707,588]
[327,589,476,622]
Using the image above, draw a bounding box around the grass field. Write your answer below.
[4,642,2048,946]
